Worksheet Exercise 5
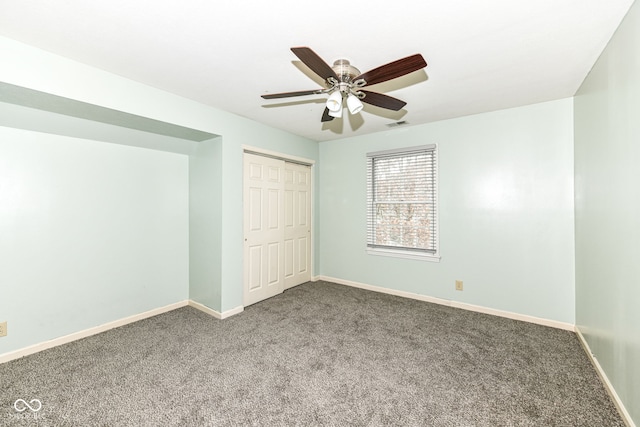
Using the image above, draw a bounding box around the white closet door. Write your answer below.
[243,153,285,306]
[283,162,311,289]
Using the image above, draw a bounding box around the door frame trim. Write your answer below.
[242,146,315,167]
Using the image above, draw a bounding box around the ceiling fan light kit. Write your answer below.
[328,105,343,119]
[326,91,343,112]
[261,47,427,123]
[347,94,364,114]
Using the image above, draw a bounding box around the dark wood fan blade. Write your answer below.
[321,107,335,122]
[261,89,323,99]
[360,90,407,111]
[354,54,427,87]
[291,47,338,81]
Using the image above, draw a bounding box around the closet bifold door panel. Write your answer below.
[243,153,312,307]
[283,162,311,289]
[243,153,285,307]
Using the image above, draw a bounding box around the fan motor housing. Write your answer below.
[332,60,361,82]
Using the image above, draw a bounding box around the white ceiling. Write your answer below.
[0,0,634,142]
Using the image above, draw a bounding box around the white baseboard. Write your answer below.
[188,300,244,319]
[450,300,575,331]
[576,328,636,427]
[0,299,246,365]
[0,300,189,365]
[315,275,575,331]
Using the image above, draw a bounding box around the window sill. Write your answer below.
[366,247,441,262]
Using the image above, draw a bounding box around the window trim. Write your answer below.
[366,144,440,262]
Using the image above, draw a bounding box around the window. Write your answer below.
[366,145,438,261]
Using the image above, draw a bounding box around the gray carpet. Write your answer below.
[0,281,625,426]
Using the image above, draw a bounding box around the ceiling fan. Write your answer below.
[261,47,427,122]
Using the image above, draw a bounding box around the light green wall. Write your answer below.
[574,1,640,423]
[189,137,223,309]
[0,100,202,155]
[0,126,189,355]
[0,35,319,355]
[319,99,576,323]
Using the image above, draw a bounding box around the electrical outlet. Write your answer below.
[455,280,463,291]
[0,321,6,337]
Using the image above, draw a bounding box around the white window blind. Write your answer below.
[366,145,438,257]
